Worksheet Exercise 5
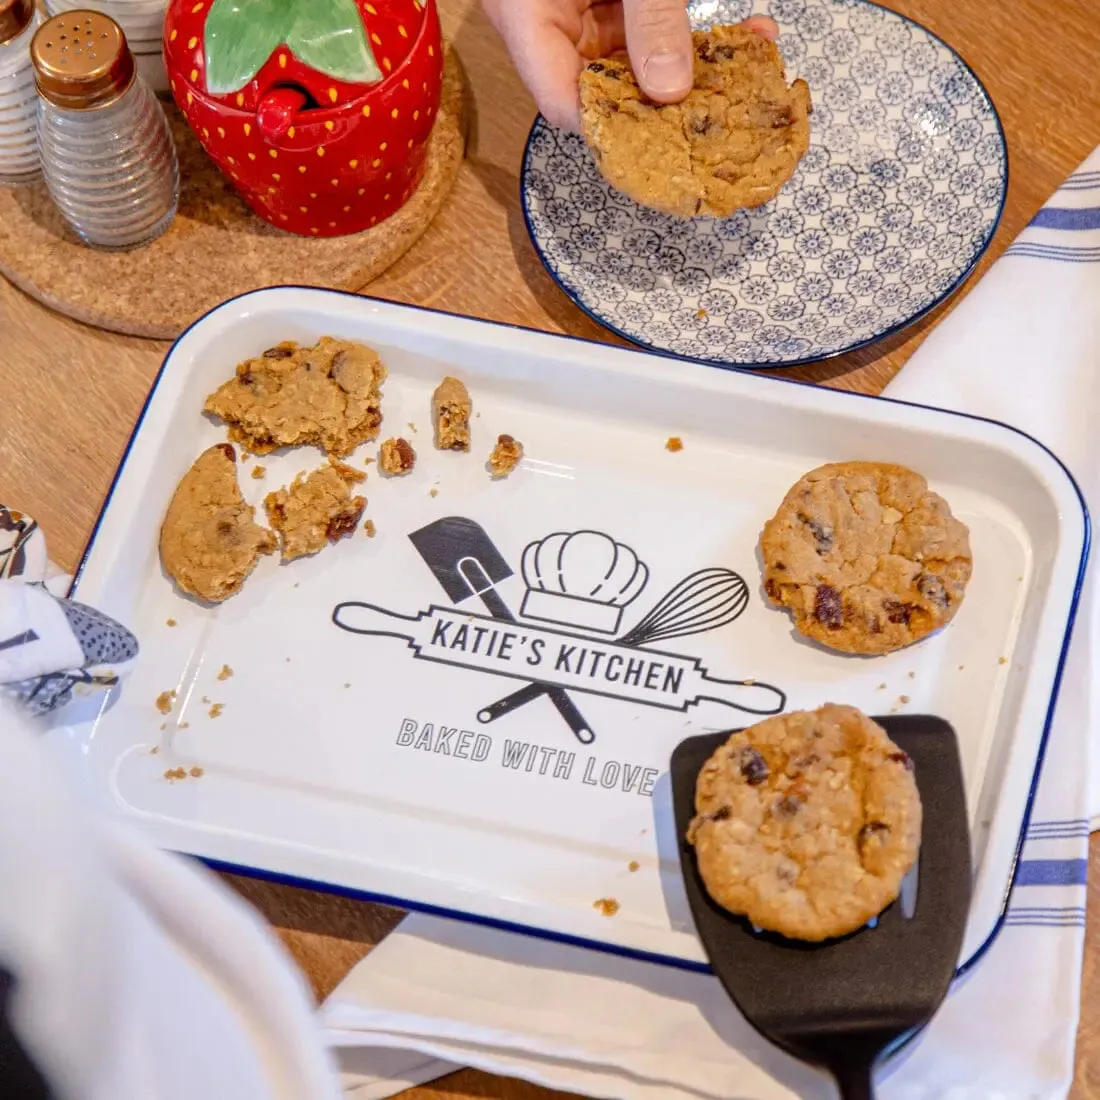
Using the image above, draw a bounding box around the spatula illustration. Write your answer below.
[408,517,595,743]
[670,715,972,1100]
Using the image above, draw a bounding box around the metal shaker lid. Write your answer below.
[31,10,136,110]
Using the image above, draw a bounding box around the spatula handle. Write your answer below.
[835,1059,874,1100]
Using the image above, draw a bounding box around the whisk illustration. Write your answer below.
[478,567,780,726]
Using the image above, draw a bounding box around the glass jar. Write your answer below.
[0,0,41,184]
[32,10,178,250]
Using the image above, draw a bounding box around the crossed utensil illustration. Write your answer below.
[400,518,785,744]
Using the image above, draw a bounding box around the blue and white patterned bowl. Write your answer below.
[521,0,1007,369]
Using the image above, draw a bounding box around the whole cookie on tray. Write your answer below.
[760,462,972,655]
[687,704,922,941]
[159,443,277,603]
[204,337,387,459]
[579,25,811,218]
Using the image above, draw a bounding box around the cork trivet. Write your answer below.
[0,49,466,340]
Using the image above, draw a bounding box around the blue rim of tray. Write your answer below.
[71,287,1088,984]
[520,0,1010,371]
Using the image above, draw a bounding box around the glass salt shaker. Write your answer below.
[0,0,42,184]
[31,10,178,250]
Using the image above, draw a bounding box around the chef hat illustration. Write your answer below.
[519,530,649,634]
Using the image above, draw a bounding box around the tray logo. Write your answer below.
[333,517,785,744]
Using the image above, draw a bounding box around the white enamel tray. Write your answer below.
[62,287,1086,971]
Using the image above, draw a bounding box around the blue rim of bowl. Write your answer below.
[520,0,1010,372]
[69,285,1088,985]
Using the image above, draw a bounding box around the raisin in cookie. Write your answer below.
[687,704,921,941]
[487,434,523,478]
[159,444,276,603]
[579,25,811,218]
[205,338,386,458]
[264,462,367,561]
[760,462,972,655]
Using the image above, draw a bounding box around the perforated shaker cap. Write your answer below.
[31,10,135,110]
[0,0,34,47]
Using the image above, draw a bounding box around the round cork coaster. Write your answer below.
[0,49,466,341]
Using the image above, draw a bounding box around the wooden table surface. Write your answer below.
[3,0,1099,1094]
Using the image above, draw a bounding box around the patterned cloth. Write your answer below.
[319,149,1100,1100]
[0,506,138,715]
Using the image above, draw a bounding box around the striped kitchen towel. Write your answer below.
[319,150,1100,1099]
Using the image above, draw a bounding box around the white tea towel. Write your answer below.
[0,693,344,1100]
[320,149,1100,1100]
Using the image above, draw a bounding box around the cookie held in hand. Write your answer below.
[760,462,971,655]
[160,443,276,603]
[579,25,811,218]
[687,704,921,941]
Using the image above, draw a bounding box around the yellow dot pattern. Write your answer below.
[169,29,177,42]
[349,159,359,168]
[328,88,338,102]
[398,24,407,37]
[391,108,399,119]
[317,147,325,157]
[287,126,296,138]
[190,68,198,81]
[383,57,392,72]
[191,2,203,11]
[217,126,225,138]
[379,142,387,151]
[188,36,197,48]
[362,105,371,117]
[324,120,334,131]
[272,172,281,181]
[248,152,256,160]
[279,54,287,68]
[244,122,251,136]
[370,32,381,45]
[236,93,244,107]
[372,158,381,167]
[298,165,307,173]
[269,149,277,158]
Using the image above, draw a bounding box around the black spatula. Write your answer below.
[670,715,971,1100]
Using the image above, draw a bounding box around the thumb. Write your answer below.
[623,0,694,103]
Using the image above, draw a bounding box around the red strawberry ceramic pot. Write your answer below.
[165,0,443,236]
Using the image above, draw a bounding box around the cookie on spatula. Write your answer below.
[687,704,921,941]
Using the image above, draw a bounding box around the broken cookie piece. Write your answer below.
[160,444,277,603]
[204,337,387,458]
[379,437,416,476]
[487,434,523,478]
[264,462,367,561]
[432,376,471,451]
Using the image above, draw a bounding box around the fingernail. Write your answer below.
[642,51,692,97]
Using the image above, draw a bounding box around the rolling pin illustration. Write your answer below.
[330,601,786,717]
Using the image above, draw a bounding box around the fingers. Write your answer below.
[484,1,586,131]
[576,2,627,59]
[741,14,780,40]
[622,0,694,102]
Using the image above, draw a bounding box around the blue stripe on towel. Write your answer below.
[1029,206,1100,230]
[1014,859,1088,886]
[1004,246,1100,263]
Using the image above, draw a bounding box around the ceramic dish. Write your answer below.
[522,0,1007,369]
[60,287,1084,970]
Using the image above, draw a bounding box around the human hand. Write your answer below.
[482,0,778,131]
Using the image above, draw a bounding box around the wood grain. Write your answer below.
[2,0,1099,1095]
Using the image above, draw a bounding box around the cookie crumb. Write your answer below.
[265,463,367,560]
[877,683,886,690]
[344,682,351,688]
[407,421,417,433]
[150,744,160,753]
[665,436,683,452]
[251,465,266,479]
[166,618,177,627]
[432,376,471,451]
[201,695,210,705]
[907,671,915,679]
[488,434,523,478]
[429,488,438,498]
[155,690,176,715]
[898,695,910,705]
[958,664,965,671]
[593,897,620,917]
[163,767,187,781]
[379,437,416,476]
[241,452,251,463]
[695,308,708,320]
[628,861,640,873]
[180,722,190,729]
[209,703,224,718]
[364,519,377,538]
[998,656,1007,665]
[189,766,204,778]
[217,664,233,680]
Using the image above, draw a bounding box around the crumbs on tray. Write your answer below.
[665,436,683,452]
[155,690,176,715]
[593,897,620,917]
